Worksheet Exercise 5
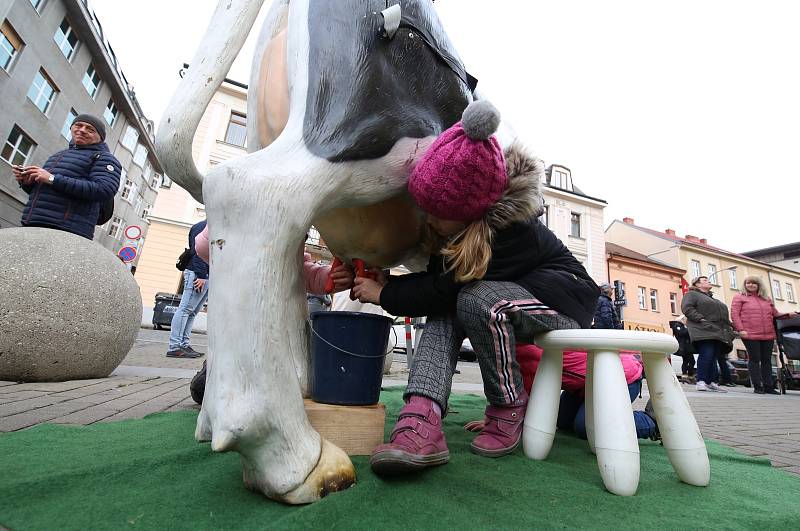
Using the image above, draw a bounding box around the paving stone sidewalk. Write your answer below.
[2,328,799,476]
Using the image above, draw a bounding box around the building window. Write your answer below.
[53,18,78,60]
[650,289,658,311]
[1,126,35,166]
[121,125,138,151]
[638,287,647,310]
[61,108,77,141]
[690,260,701,279]
[108,216,122,239]
[224,112,247,147]
[120,178,133,201]
[729,269,738,290]
[142,162,152,183]
[132,193,143,215]
[133,144,148,167]
[29,0,48,13]
[786,283,795,304]
[772,280,783,300]
[707,264,719,285]
[27,69,58,114]
[539,204,549,228]
[570,212,581,238]
[151,173,162,189]
[669,292,678,315]
[82,63,101,98]
[103,99,118,126]
[141,203,151,220]
[1,21,24,72]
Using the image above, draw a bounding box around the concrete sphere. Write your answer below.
[0,228,142,382]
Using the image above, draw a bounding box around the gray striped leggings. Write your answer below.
[405,281,580,412]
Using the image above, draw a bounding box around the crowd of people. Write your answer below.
[681,275,797,394]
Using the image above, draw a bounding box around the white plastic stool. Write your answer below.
[522,329,710,496]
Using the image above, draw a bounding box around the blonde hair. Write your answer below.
[742,275,770,299]
[440,218,494,282]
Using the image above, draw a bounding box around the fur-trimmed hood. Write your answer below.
[485,142,544,230]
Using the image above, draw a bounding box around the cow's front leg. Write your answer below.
[199,145,355,503]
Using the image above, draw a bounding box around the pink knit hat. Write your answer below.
[408,100,506,222]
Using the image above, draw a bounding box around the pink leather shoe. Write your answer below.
[470,393,528,457]
[370,396,449,476]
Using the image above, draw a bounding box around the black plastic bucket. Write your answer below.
[310,311,392,405]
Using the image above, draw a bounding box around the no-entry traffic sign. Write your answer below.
[118,246,137,263]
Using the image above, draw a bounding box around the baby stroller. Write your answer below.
[775,315,800,394]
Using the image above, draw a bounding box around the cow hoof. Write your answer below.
[243,438,355,505]
[280,439,356,504]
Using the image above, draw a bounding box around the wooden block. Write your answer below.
[304,399,386,456]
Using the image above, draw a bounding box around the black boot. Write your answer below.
[190,361,207,404]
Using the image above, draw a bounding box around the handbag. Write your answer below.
[176,248,192,271]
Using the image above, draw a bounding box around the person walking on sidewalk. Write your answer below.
[681,276,735,392]
[593,283,623,329]
[167,220,209,358]
[731,276,798,395]
[351,101,599,475]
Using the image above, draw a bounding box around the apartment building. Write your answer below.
[0,0,162,260]
[540,164,607,284]
[134,75,250,308]
[744,242,800,275]
[605,242,686,333]
[606,217,800,358]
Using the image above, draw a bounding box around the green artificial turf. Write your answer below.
[1,388,797,530]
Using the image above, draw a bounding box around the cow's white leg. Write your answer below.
[199,143,362,503]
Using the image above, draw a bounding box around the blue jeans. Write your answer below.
[694,339,721,384]
[168,270,209,350]
[557,379,657,440]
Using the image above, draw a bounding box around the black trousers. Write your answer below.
[716,349,733,384]
[743,339,775,388]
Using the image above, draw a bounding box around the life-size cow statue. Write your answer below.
[156,0,527,504]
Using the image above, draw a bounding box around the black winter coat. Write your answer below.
[380,218,599,327]
[20,142,121,239]
[593,294,622,329]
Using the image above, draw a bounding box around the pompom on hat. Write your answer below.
[408,100,506,222]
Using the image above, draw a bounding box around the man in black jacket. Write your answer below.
[14,114,120,240]
[593,283,623,329]
[167,220,209,358]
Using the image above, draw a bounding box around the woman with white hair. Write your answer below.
[731,276,798,394]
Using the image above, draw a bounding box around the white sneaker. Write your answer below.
[708,382,727,393]
[696,381,709,392]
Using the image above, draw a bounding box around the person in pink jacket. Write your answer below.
[465,345,659,440]
[194,225,354,294]
[731,276,798,395]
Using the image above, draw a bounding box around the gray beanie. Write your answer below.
[72,114,106,141]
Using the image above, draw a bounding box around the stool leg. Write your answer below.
[523,348,563,460]
[642,352,710,487]
[585,351,595,455]
[592,349,640,496]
